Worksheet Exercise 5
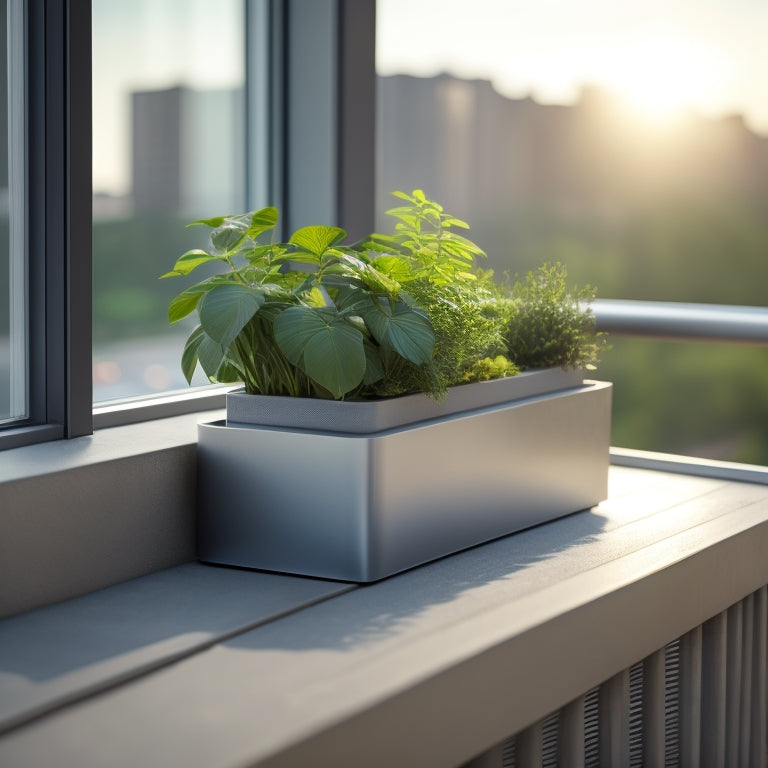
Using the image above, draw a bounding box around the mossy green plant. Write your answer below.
[504,263,608,370]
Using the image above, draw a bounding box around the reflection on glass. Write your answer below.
[92,0,245,402]
[376,0,768,463]
[601,339,768,465]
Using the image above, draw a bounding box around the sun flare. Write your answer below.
[598,32,719,123]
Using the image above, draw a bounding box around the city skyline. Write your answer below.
[92,0,768,195]
[377,0,768,134]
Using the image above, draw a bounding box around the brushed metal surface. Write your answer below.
[198,380,612,581]
[225,367,585,433]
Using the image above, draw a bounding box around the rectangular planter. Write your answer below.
[197,375,612,582]
[225,367,587,433]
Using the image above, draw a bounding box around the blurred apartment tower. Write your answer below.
[377,74,768,224]
[131,85,244,218]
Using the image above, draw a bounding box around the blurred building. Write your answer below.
[377,74,768,222]
[131,85,245,218]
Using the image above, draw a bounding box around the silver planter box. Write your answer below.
[225,367,587,433]
[197,373,612,582]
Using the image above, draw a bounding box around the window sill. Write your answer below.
[1,463,768,766]
[3,402,767,622]
[0,409,224,619]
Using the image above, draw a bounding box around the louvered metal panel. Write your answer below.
[558,697,585,768]
[461,586,768,768]
[642,649,665,766]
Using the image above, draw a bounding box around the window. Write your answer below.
[376,0,768,464]
[0,0,92,449]
[0,0,375,451]
[5,0,762,464]
[92,0,248,402]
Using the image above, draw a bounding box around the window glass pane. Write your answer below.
[1,0,26,424]
[376,0,768,301]
[603,339,768,465]
[92,0,246,402]
[376,0,768,462]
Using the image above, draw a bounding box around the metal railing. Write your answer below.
[593,300,768,345]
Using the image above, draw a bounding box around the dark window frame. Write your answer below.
[2,0,91,451]
[1,0,375,451]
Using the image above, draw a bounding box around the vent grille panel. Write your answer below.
[462,585,768,768]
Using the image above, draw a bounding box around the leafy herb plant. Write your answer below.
[504,263,607,370]
[163,191,604,400]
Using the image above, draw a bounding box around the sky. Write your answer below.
[376,0,768,131]
[93,0,768,195]
[92,0,243,196]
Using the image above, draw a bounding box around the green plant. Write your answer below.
[357,190,514,398]
[162,206,438,399]
[504,263,607,370]
[163,191,604,400]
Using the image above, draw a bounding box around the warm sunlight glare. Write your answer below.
[599,33,719,123]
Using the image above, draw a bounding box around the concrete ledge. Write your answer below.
[1,467,767,767]
[0,411,223,619]
[0,563,351,735]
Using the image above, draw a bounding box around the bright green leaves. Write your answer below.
[167,276,237,324]
[163,192,499,399]
[197,334,228,379]
[274,306,365,398]
[181,325,228,383]
[327,252,402,297]
[181,326,206,383]
[199,284,265,348]
[187,215,226,229]
[211,223,248,254]
[168,286,209,324]
[363,299,434,365]
[383,189,485,287]
[289,225,346,258]
[246,207,279,239]
[372,255,413,282]
[160,249,222,279]
[184,206,280,259]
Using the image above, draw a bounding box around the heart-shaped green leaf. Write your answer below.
[160,249,220,279]
[289,225,346,257]
[182,325,242,383]
[273,306,365,398]
[187,215,226,228]
[371,255,413,282]
[212,359,242,383]
[247,207,279,239]
[362,299,434,365]
[211,223,248,254]
[197,332,228,379]
[168,288,206,324]
[274,249,322,265]
[181,325,205,383]
[198,284,264,347]
[332,286,375,315]
[362,341,385,385]
[167,276,242,324]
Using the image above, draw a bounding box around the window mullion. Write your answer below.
[63,0,92,437]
